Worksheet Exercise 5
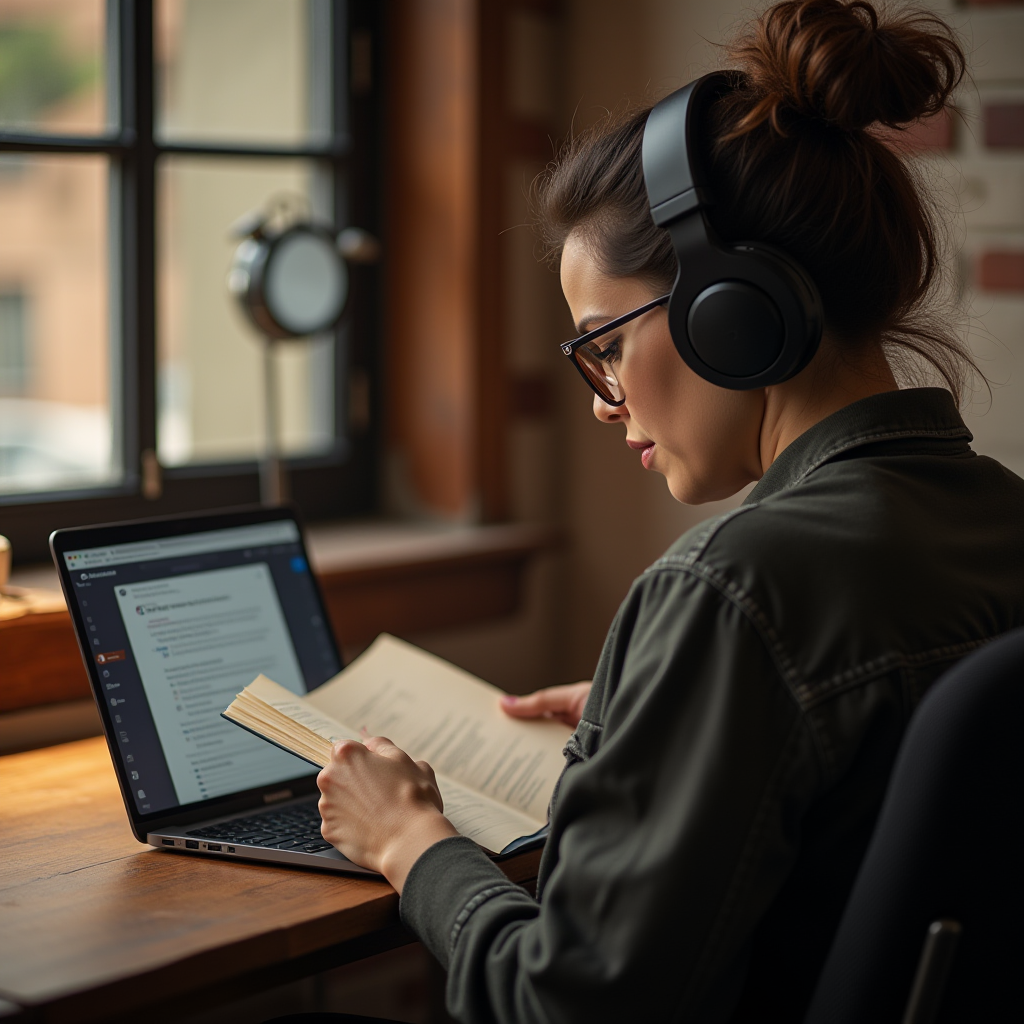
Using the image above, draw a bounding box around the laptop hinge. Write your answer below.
[263,789,294,804]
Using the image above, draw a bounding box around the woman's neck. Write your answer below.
[758,338,898,472]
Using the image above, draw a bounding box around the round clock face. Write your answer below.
[264,229,348,336]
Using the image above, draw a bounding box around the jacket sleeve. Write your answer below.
[399,566,822,1024]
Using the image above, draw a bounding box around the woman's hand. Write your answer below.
[500,681,593,729]
[317,736,459,891]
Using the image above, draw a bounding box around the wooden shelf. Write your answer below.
[0,521,558,715]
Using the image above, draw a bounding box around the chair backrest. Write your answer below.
[805,628,1024,1024]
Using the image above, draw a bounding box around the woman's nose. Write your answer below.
[593,392,626,423]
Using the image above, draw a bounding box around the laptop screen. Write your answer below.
[58,517,341,817]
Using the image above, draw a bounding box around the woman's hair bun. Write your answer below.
[726,0,966,135]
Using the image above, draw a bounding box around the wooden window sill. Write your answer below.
[0,521,558,716]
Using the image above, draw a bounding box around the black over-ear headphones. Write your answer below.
[642,72,823,389]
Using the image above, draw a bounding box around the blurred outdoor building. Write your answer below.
[0,0,110,493]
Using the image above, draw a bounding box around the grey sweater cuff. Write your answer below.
[399,835,521,969]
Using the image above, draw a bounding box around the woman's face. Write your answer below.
[560,231,765,504]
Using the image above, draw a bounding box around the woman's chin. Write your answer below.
[665,473,708,506]
[665,467,752,506]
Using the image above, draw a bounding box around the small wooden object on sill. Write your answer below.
[0,533,69,621]
[0,586,68,621]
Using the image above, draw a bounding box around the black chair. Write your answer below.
[805,628,1024,1024]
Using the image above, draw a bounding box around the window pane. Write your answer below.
[0,0,107,135]
[155,0,329,146]
[157,156,335,467]
[0,154,118,494]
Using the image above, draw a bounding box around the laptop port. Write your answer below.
[185,839,199,850]
[227,846,236,853]
[162,839,175,846]
[207,843,222,852]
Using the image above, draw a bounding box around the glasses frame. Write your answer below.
[559,293,670,407]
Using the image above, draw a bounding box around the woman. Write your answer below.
[314,2,1024,1021]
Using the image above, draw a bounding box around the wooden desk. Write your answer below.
[0,737,540,1023]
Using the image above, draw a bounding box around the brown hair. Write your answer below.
[533,0,976,395]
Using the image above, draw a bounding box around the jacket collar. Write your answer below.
[746,388,973,504]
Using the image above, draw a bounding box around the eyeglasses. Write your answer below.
[559,294,670,406]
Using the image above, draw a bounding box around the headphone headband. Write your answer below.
[643,72,737,225]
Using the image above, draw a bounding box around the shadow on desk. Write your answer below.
[174,944,448,1024]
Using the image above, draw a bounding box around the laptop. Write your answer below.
[50,506,378,875]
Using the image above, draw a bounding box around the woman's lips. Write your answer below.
[627,439,656,469]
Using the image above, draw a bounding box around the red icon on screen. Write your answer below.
[96,650,126,664]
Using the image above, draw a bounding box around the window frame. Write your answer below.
[0,0,382,564]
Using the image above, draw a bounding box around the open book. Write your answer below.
[222,634,572,856]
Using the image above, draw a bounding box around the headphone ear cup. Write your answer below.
[686,280,785,378]
[666,234,823,390]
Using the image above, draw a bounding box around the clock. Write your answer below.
[228,220,349,340]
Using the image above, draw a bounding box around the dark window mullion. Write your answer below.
[0,134,130,154]
[155,141,350,159]
[341,0,383,495]
[331,2,348,447]
[118,0,157,489]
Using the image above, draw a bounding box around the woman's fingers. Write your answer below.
[327,738,365,763]
[363,734,401,756]
[501,690,567,717]
[500,681,593,728]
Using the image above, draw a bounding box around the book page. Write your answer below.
[223,674,361,767]
[245,674,361,746]
[434,776,545,854]
[305,635,571,824]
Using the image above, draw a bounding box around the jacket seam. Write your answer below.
[793,635,1001,708]
[652,505,756,570]
[649,560,803,696]
[639,560,833,782]
[641,562,1005,713]
[448,883,524,960]
[790,426,971,490]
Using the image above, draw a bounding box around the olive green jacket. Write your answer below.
[400,388,1024,1024]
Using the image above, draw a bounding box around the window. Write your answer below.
[0,0,381,562]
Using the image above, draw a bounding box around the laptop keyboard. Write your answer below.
[186,801,333,853]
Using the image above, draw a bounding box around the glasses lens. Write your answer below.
[575,343,624,404]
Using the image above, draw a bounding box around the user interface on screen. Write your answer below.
[61,520,341,816]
